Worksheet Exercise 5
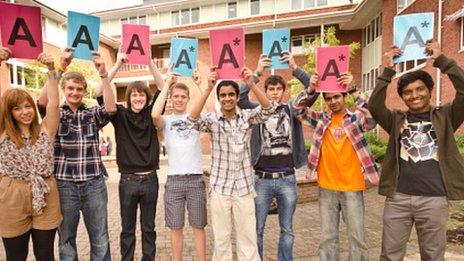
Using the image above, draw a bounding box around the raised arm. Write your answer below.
[37,53,60,139]
[0,47,12,64]
[38,48,73,108]
[93,52,116,113]
[95,52,127,100]
[151,72,178,128]
[149,59,164,91]
[292,73,323,128]
[238,55,269,110]
[189,68,216,120]
[367,47,402,134]
[242,67,270,109]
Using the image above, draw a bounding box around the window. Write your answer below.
[292,0,328,10]
[250,0,260,15]
[291,34,319,54]
[397,0,416,13]
[41,17,47,40]
[396,58,427,75]
[8,61,45,88]
[362,14,382,47]
[228,2,237,18]
[171,8,200,26]
[120,15,146,25]
[362,67,380,91]
[461,18,464,51]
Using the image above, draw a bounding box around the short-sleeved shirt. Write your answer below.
[53,103,111,181]
[162,113,202,175]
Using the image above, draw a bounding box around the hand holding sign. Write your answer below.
[393,12,434,63]
[116,52,128,66]
[92,53,107,76]
[256,54,272,75]
[59,48,74,72]
[262,28,290,70]
[241,67,255,87]
[209,28,244,80]
[207,67,218,88]
[38,53,55,71]
[425,40,441,59]
[68,11,100,61]
[280,52,297,70]
[0,2,42,59]
[383,46,403,69]
[0,47,12,63]
[316,45,350,93]
[308,73,319,94]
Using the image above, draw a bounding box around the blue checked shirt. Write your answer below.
[53,103,111,181]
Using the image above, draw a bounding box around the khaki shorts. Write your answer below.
[0,175,62,238]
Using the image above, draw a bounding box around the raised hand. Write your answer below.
[383,46,403,69]
[241,67,254,86]
[38,53,55,71]
[117,52,128,65]
[193,66,201,86]
[92,52,107,77]
[59,48,74,71]
[338,72,353,89]
[308,72,319,94]
[425,40,442,59]
[208,67,218,88]
[280,51,297,70]
[256,54,272,74]
[0,47,12,63]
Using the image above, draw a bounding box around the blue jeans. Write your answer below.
[255,174,298,261]
[57,175,111,261]
[119,173,158,261]
[318,188,368,261]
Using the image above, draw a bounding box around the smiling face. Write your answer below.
[170,87,189,114]
[401,80,432,113]
[218,85,238,114]
[62,79,87,108]
[129,90,147,113]
[323,92,346,114]
[11,99,35,128]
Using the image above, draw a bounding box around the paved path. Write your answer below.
[1,162,463,260]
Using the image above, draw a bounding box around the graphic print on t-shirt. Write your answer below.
[261,108,292,156]
[400,119,438,163]
[170,119,193,140]
[329,125,345,142]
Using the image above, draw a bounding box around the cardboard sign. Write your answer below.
[170,37,198,77]
[0,2,42,59]
[67,11,100,60]
[209,28,244,80]
[316,46,349,93]
[122,24,150,65]
[393,12,434,63]
[262,28,290,70]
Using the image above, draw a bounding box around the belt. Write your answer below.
[121,171,157,181]
[255,170,294,179]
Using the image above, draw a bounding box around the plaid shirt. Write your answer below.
[293,91,379,185]
[53,103,111,181]
[188,103,276,196]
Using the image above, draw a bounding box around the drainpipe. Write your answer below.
[436,0,443,106]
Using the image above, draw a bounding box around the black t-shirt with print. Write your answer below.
[397,111,447,196]
[255,105,294,172]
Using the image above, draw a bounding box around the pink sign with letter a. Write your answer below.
[316,45,350,93]
[121,24,150,65]
[209,28,244,80]
[0,2,43,59]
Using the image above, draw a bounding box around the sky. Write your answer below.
[37,0,143,14]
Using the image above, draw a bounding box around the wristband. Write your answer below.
[254,70,262,78]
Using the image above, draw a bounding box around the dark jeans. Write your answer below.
[2,228,57,261]
[119,172,159,261]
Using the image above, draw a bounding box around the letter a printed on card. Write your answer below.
[171,37,198,77]
[209,28,244,80]
[262,28,290,70]
[68,11,100,61]
[0,2,43,59]
[316,45,349,93]
[122,24,150,65]
[393,12,434,63]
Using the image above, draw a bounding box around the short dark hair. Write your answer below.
[397,70,434,96]
[125,81,153,108]
[264,75,286,91]
[216,80,239,99]
[322,92,347,99]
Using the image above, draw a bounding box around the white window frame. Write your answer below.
[228,2,238,19]
[171,7,201,26]
[395,59,427,78]
[120,15,147,26]
[291,0,329,10]
[249,0,260,16]
[362,14,382,47]
[461,18,464,52]
[397,0,417,14]
[291,33,319,55]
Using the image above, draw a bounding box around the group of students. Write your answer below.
[0,38,463,261]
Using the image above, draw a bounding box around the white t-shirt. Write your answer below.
[162,113,203,175]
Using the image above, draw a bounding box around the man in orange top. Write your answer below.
[293,72,379,260]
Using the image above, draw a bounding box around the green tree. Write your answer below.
[289,26,361,110]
